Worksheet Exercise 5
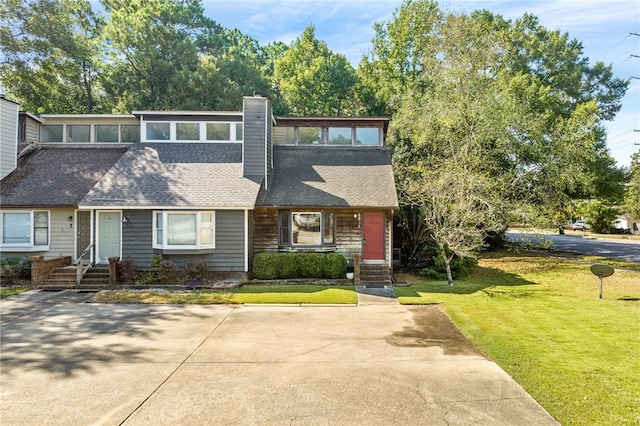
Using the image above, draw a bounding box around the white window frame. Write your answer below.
[152,211,215,250]
[0,210,50,250]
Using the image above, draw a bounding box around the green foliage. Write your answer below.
[624,150,640,218]
[0,257,31,284]
[420,252,478,280]
[0,0,105,113]
[274,25,357,115]
[252,252,347,280]
[149,254,163,269]
[577,200,619,234]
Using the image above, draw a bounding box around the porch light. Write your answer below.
[122,215,129,223]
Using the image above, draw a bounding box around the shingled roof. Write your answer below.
[0,146,128,207]
[80,143,261,208]
[257,146,398,209]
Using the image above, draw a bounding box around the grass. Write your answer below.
[92,284,357,305]
[395,251,640,425]
[0,287,29,299]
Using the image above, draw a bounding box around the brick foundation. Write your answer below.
[30,256,72,288]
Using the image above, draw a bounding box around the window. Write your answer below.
[146,122,170,140]
[121,125,140,143]
[153,211,215,249]
[40,125,63,143]
[95,125,119,143]
[328,127,352,146]
[235,123,243,141]
[279,211,335,247]
[1,211,49,247]
[273,127,295,145]
[67,125,90,143]
[273,126,382,146]
[206,123,230,141]
[176,122,200,141]
[356,127,380,145]
[298,127,323,145]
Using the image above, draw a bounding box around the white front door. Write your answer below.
[97,211,121,263]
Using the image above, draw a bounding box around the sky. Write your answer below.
[202,0,640,167]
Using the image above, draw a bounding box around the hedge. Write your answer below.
[252,252,347,279]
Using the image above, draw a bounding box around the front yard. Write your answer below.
[395,251,639,425]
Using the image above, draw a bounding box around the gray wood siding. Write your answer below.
[1,98,18,179]
[266,101,273,188]
[121,210,246,271]
[243,97,267,179]
[252,208,370,262]
[121,210,153,267]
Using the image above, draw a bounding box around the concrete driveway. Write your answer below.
[0,290,558,425]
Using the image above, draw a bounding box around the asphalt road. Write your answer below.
[506,231,640,263]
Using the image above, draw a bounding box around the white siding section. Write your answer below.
[0,97,18,179]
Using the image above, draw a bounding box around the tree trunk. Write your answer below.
[445,255,454,286]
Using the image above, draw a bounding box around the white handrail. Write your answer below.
[75,243,94,285]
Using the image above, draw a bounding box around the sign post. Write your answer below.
[589,264,615,299]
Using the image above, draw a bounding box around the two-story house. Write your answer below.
[0,95,398,286]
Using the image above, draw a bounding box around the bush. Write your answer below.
[420,253,478,280]
[252,252,346,280]
[117,258,138,284]
[0,258,31,284]
[183,258,208,279]
[158,259,178,283]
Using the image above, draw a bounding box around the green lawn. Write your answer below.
[92,284,357,305]
[0,287,29,299]
[395,251,640,426]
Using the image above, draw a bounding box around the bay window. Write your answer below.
[1,211,49,248]
[153,211,215,249]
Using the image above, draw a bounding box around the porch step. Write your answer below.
[78,267,110,289]
[41,266,77,289]
[359,263,392,286]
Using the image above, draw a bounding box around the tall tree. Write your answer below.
[0,0,104,113]
[625,150,640,219]
[361,0,628,269]
[101,0,222,111]
[274,25,356,115]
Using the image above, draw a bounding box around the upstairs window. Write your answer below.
[207,123,230,141]
[273,126,382,146]
[67,125,90,143]
[146,122,171,141]
[40,125,63,143]
[121,125,140,143]
[176,122,200,141]
[95,125,119,143]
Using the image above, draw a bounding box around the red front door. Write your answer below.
[363,212,385,260]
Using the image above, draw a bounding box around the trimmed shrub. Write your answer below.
[0,257,31,284]
[252,252,347,280]
[158,259,178,283]
[183,258,208,279]
[117,258,138,283]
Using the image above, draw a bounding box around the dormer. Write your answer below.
[133,111,243,143]
[273,116,389,147]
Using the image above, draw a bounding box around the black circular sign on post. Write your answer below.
[590,264,615,299]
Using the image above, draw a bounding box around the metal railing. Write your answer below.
[75,243,94,285]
